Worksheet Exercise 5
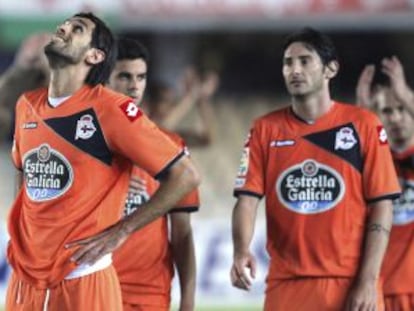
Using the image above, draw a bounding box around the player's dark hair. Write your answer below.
[117,37,149,65]
[283,27,338,66]
[73,12,117,86]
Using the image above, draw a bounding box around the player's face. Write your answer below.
[375,88,414,145]
[283,42,326,97]
[108,59,148,106]
[44,17,95,65]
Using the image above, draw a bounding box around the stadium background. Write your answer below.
[1,0,414,310]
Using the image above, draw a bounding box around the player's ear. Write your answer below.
[325,60,339,79]
[85,48,105,65]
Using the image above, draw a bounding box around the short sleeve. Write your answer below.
[170,189,199,213]
[361,113,401,202]
[164,131,199,213]
[101,99,183,178]
[233,120,265,199]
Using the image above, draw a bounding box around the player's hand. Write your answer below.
[65,221,130,265]
[356,65,375,109]
[230,251,256,291]
[14,33,51,69]
[128,176,147,195]
[381,56,412,104]
[199,71,219,100]
[343,279,378,311]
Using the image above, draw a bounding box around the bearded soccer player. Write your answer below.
[231,28,400,311]
[107,38,198,311]
[357,56,414,311]
[6,12,199,311]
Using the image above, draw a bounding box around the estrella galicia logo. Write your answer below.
[392,180,414,225]
[276,159,345,214]
[23,144,73,201]
[124,191,150,217]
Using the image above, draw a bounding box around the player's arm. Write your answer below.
[170,212,196,311]
[67,155,200,265]
[177,71,218,147]
[355,64,375,109]
[231,194,259,291]
[344,199,393,311]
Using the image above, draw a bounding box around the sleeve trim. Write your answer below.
[366,193,401,204]
[169,206,199,213]
[233,190,263,199]
[154,150,186,180]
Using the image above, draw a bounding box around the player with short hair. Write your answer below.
[108,37,198,311]
[231,28,400,311]
[6,12,199,311]
[357,56,414,311]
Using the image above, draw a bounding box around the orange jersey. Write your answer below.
[234,102,400,281]
[113,130,199,307]
[8,85,183,289]
[382,146,414,295]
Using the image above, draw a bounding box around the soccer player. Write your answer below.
[231,27,400,311]
[356,56,414,311]
[107,37,198,311]
[6,12,199,311]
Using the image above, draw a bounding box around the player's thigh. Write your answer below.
[264,277,352,311]
[6,266,123,311]
[5,272,40,311]
[56,265,123,311]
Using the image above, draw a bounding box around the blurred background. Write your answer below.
[1,0,414,310]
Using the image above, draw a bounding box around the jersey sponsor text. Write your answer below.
[276,159,345,214]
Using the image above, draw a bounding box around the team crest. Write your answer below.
[335,127,357,150]
[75,114,96,140]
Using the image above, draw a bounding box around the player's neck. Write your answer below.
[48,66,89,97]
[291,91,333,122]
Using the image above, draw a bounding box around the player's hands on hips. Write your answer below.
[356,65,375,109]
[65,221,129,265]
[230,251,256,291]
[343,279,378,311]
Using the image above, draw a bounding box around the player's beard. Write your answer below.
[290,77,324,102]
[44,43,88,69]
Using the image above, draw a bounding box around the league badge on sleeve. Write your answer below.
[120,101,143,122]
[377,125,388,145]
[237,147,250,177]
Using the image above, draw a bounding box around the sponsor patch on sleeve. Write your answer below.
[119,101,143,122]
[377,125,388,145]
